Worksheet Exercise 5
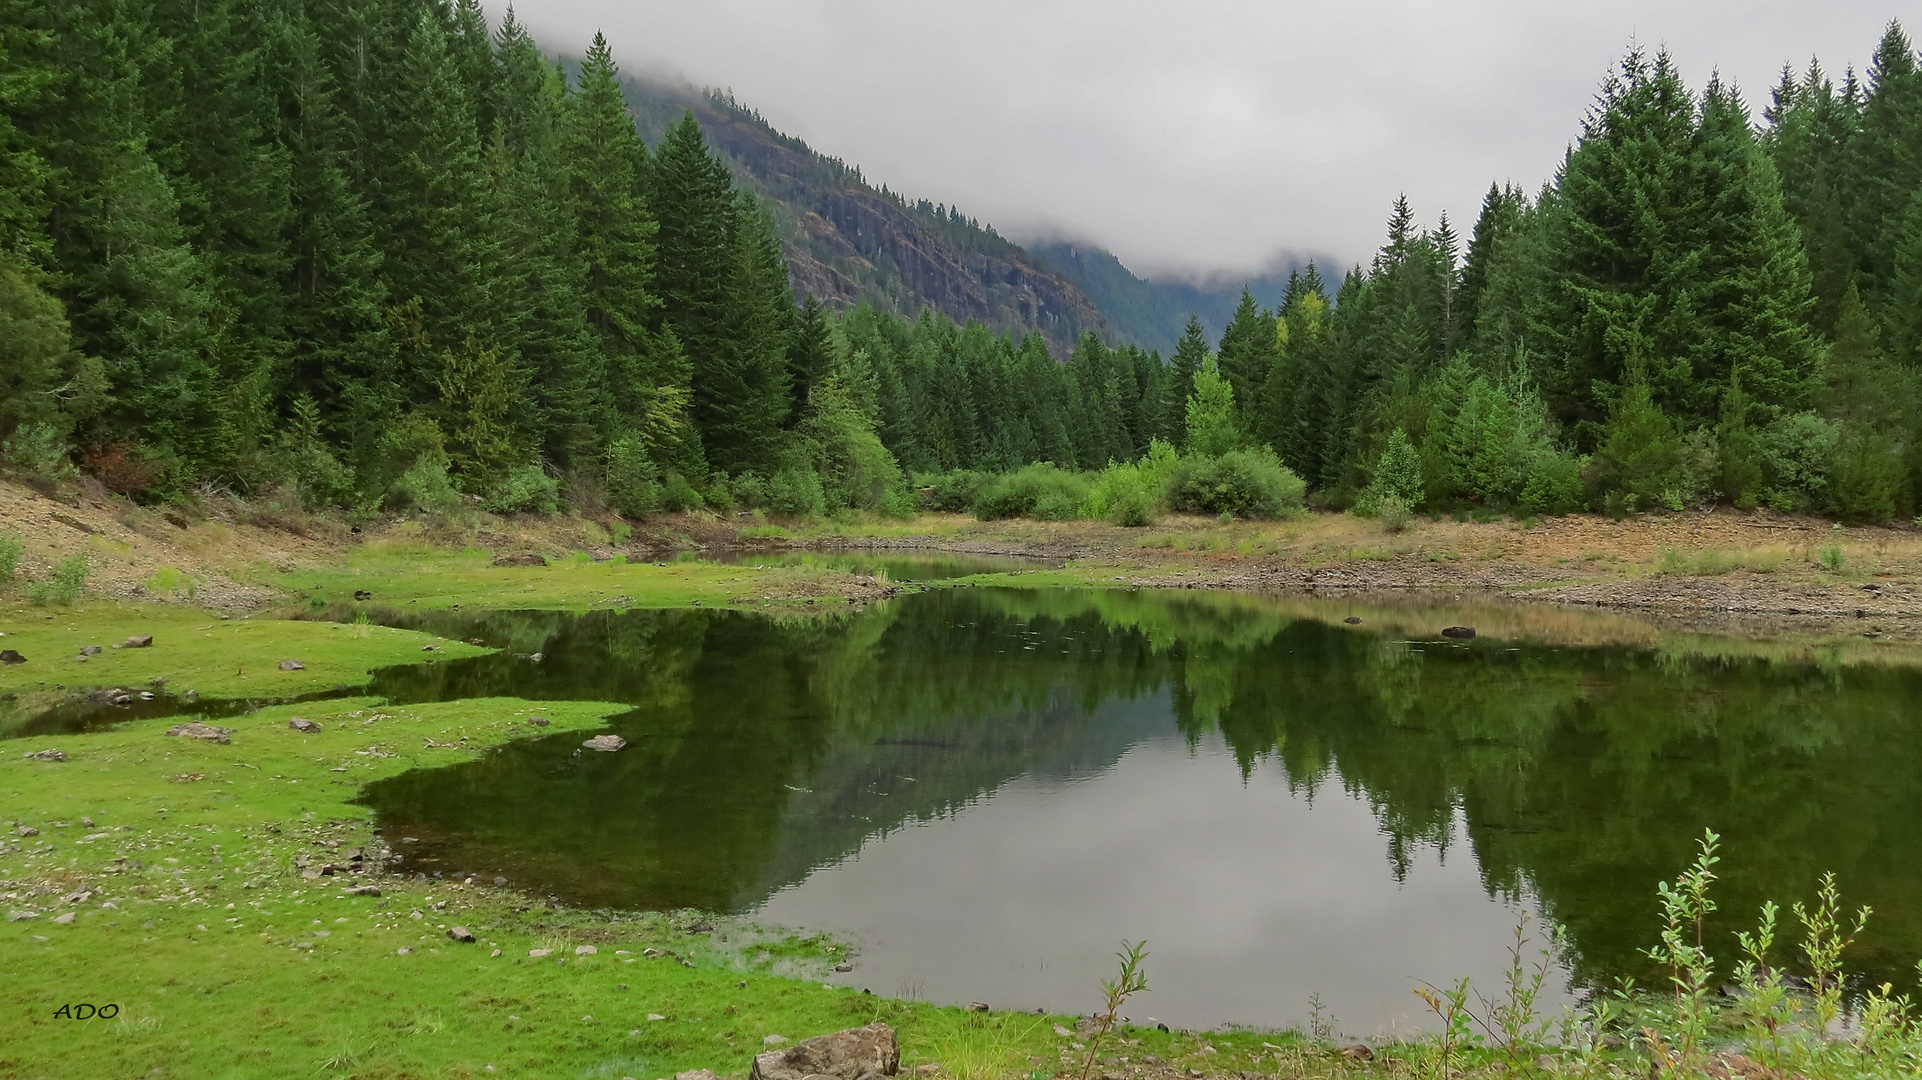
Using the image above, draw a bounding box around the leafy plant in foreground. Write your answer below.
[1078,940,1148,1080]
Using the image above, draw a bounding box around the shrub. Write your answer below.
[1357,428,1424,514]
[1823,423,1903,523]
[388,456,463,515]
[1,421,77,484]
[1165,448,1305,519]
[661,472,703,513]
[766,466,826,518]
[482,463,560,515]
[1519,448,1589,515]
[604,438,662,519]
[921,470,991,512]
[1378,496,1412,533]
[0,532,20,582]
[29,552,89,605]
[972,463,1090,521]
[1087,461,1160,527]
[729,472,769,511]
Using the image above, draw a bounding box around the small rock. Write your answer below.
[420,644,440,652]
[1440,626,1476,640]
[467,638,485,646]
[353,590,372,601]
[967,1002,989,1013]
[529,652,544,662]
[582,734,626,752]
[165,722,231,744]
[493,876,507,886]
[63,889,91,903]
[447,926,476,943]
[749,1023,900,1080]
[16,825,39,836]
[89,688,133,706]
[0,650,25,664]
[287,717,322,733]
[397,947,412,955]
[1343,617,1362,625]
[647,1013,667,1021]
[833,962,853,973]
[80,817,93,827]
[343,885,381,897]
[78,645,102,656]
[52,912,75,925]
[24,749,67,763]
[492,553,547,567]
[8,910,36,921]
[118,635,153,649]
[528,948,552,958]
[277,659,306,671]
[1340,1045,1375,1062]
[678,1071,721,1080]
[575,944,597,955]
[764,1035,788,1046]
[527,716,549,727]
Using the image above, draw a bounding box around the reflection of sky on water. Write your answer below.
[758,694,1565,1033]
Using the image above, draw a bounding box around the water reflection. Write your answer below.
[356,587,1922,1028]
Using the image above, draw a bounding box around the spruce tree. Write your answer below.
[651,113,737,471]
[1165,315,1209,445]
[1844,22,1921,301]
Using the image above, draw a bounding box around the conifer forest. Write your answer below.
[3,0,1922,525]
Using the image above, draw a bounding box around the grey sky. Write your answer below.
[501,1,1902,280]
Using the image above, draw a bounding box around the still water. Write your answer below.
[351,585,1922,1032]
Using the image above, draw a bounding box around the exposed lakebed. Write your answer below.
[312,579,1922,1032]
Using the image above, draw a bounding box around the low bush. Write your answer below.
[972,464,1089,521]
[482,464,560,515]
[920,470,992,513]
[0,532,20,583]
[766,466,827,518]
[1165,449,1305,519]
[660,472,703,513]
[387,456,463,515]
[604,438,662,519]
[28,552,89,606]
[1087,461,1160,527]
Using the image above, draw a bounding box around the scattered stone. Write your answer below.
[78,645,102,656]
[492,553,547,567]
[833,962,853,973]
[763,1035,788,1046]
[8,910,36,921]
[80,817,94,827]
[678,1071,721,1080]
[287,717,322,733]
[447,926,476,943]
[749,1022,900,1080]
[1440,626,1476,640]
[89,688,133,706]
[118,635,153,649]
[966,1002,989,1013]
[1343,617,1362,625]
[397,947,412,955]
[528,948,552,958]
[527,716,549,727]
[24,749,67,763]
[16,825,39,836]
[575,944,597,956]
[51,912,75,925]
[343,885,381,897]
[277,659,306,671]
[1340,1045,1375,1062]
[353,590,372,601]
[0,650,24,664]
[493,876,507,886]
[165,722,231,744]
[1053,1025,1073,1038]
[529,652,544,662]
[582,734,626,752]
[420,644,440,652]
[63,889,91,904]
[647,1013,667,1021]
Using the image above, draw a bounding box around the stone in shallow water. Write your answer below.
[582,734,626,752]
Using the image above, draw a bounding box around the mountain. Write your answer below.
[1026,240,1311,356]
[619,76,1107,354]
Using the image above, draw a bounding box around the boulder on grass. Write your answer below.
[277,659,306,671]
[118,635,153,649]
[749,1023,899,1080]
[165,722,231,744]
[288,717,321,733]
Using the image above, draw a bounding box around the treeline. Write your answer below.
[2,2,1919,524]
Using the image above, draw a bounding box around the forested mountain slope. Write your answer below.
[617,76,1107,355]
[1027,240,1299,355]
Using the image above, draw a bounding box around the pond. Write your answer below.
[349,584,1922,1033]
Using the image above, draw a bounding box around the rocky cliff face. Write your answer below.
[621,78,1106,355]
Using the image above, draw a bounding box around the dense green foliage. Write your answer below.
[1,6,1917,522]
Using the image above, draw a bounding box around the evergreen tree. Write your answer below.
[1844,22,1921,301]
[1165,314,1209,445]
[1185,356,1239,457]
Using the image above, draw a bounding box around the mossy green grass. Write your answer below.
[274,546,881,613]
[0,601,491,704]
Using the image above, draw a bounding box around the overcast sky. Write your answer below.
[501,1,1902,281]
